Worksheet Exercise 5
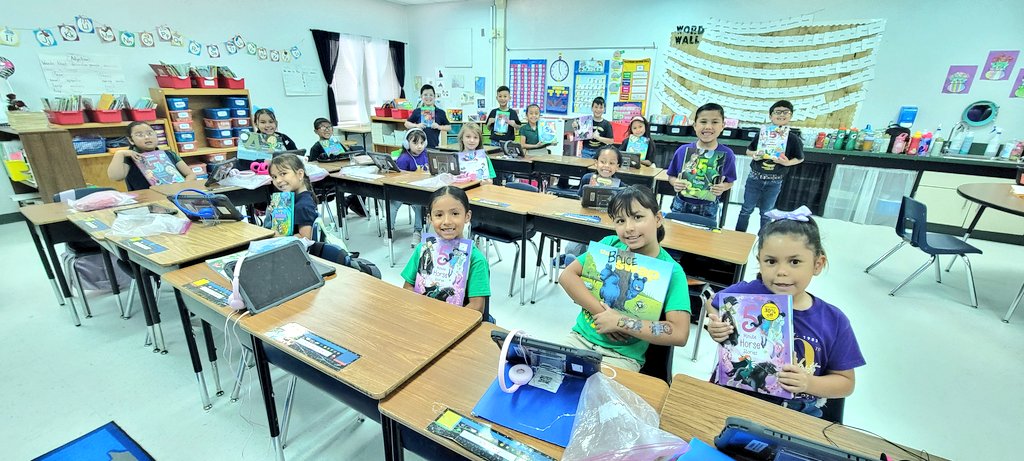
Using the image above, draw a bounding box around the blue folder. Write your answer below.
[472,363,587,447]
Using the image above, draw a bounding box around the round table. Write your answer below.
[955,183,1024,322]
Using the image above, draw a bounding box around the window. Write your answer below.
[333,36,401,125]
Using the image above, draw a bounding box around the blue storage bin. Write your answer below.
[72,136,107,155]
[223,97,248,108]
[231,108,249,118]
[205,128,233,139]
[203,108,231,119]
[167,97,189,110]
[232,127,253,138]
[174,131,196,143]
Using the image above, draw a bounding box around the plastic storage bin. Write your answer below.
[232,127,252,138]
[205,128,233,139]
[218,76,245,89]
[230,108,249,118]
[223,97,248,108]
[374,107,392,117]
[192,77,217,89]
[207,137,236,148]
[231,117,250,127]
[87,109,124,123]
[168,109,192,121]
[174,131,196,143]
[127,108,157,121]
[203,108,231,120]
[177,141,198,153]
[72,136,107,154]
[156,75,191,89]
[189,163,209,179]
[203,118,232,129]
[167,97,189,110]
[391,108,411,119]
[172,121,194,132]
[46,110,85,125]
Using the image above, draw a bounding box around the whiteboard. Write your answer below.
[38,53,128,95]
[282,66,324,96]
[444,28,473,68]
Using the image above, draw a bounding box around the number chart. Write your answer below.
[508,59,547,112]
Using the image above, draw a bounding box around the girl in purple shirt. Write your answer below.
[705,206,865,418]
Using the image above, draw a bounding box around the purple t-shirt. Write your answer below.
[396,150,428,172]
[713,279,865,401]
[665,142,737,205]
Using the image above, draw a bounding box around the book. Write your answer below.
[459,149,493,179]
[132,151,185,187]
[589,175,622,187]
[268,192,295,236]
[714,293,794,399]
[625,135,649,155]
[413,234,473,307]
[421,106,435,128]
[319,137,345,156]
[494,110,510,135]
[579,240,673,317]
[206,251,244,279]
[237,131,285,161]
[538,119,559,144]
[758,124,790,160]
[675,146,723,202]
[575,115,594,140]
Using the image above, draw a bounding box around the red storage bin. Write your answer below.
[171,120,194,132]
[127,108,157,121]
[391,108,411,119]
[46,110,85,125]
[177,141,198,153]
[374,106,392,117]
[231,117,250,127]
[218,76,245,89]
[207,137,236,148]
[168,109,192,122]
[203,118,232,129]
[87,109,124,123]
[156,75,191,89]
[611,120,630,143]
[192,76,217,89]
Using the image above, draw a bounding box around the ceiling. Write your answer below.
[383,0,475,5]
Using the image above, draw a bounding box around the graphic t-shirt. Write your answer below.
[747,131,805,179]
[665,142,737,204]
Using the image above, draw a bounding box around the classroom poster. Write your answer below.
[611,101,643,121]
[546,86,569,115]
[573,59,609,113]
[942,65,977,94]
[1010,69,1024,98]
[981,50,1019,81]
[508,59,546,111]
[609,50,624,98]
[620,58,651,109]
[475,76,485,95]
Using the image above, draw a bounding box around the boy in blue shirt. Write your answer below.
[665,103,737,221]
[405,84,452,148]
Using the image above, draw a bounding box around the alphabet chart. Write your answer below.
[508,59,547,111]
[572,59,609,113]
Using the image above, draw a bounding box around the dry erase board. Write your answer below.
[38,53,128,95]
[282,66,323,96]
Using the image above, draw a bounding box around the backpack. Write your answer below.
[307,242,381,279]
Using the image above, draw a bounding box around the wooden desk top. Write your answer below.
[66,195,172,240]
[958,182,1024,217]
[662,221,754,265]
[466,184,557,215]
[381,171,480,192]
[104,220,273,267]
[660,374,948,461]
[150,179,247,197]
[240,269,481,399]
[22,189,167,226]
[527,196,614,230]
[591,164,663,179]
[654,170,671,182]
[530,155,596,168]
[162,260,249,319]
[379,323,669,459]
[313,160,351,173]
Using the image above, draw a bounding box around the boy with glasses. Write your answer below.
[735,100,805,233]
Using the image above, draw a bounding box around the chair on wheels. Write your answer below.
[472,182,542,301]
[864,196,981,307]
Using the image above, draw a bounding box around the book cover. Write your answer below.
[676,146,722,202]
[589,175,622,187]
[268,191,294,236]
[320,137,345,156]
[757,124,790,160]
[579,240,673,319]
[538,119,560,144]
[413,234,472,307]
[206,251,244,280]
[459,149,493,179]
[237,131,284,161]
[714,293,794,399]
[575,115,594,140]
[132,150,185,187]
[494,110,510,135]
[625,135,649,155]
[421,106,435,128]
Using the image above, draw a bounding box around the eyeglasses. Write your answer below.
[772,110,793,116]
[132,131,158,138]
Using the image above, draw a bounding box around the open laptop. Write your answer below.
[489,330,602,377]
[173,193,245,222]
[580,185,622,210]
[715,417,875,461]
[620,152,642,169]
[230,239,325,314]
[205,158,237,187]
[368,152,401,173]
[500,140,525,158]
[427,150,460,176]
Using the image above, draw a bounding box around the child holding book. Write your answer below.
[518,104,545,149]
[391,129,429,246]
[457,122,497,184]
[268,153,317,240]
[665,103,737,221]
[579,97,614,159]
[107,121,196,191]
[735,101,805,233]
[705,207,864,417]
[559,185,691,371]
[253,108,298,150]
[486,85,520,146]
[555,145,625,266]
[309,117,365,217]
[404,84,452,149]
[619,115,657,167]
[402,186,492,319]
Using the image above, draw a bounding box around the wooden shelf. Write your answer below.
[150,88,250,96]
[75,146,235,160]
[53,119,167,130]
[370,116,465,124]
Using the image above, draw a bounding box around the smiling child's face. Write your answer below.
[694,110,724,143]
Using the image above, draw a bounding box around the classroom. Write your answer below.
[2,0,1022,460]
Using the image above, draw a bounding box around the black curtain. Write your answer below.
[389,40,406,98]
[311,29,341,125]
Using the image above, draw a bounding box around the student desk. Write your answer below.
[654,170,733,229]
[20,189,168,312]
[378,323,669,461]
[337,124,371,147]
[151,179,270,211]
[238,267,481,460]
[436,143,501,154]
[487,153,536,179]
[380,172,480,267]
[589,163,663,188]
[660,374,948,461]
[466,185,558,305]
[530,155,595,182]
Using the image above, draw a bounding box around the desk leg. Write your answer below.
[946,205,986,272]
[175,289,212,411]
[125,255,157,350]
[384,193,395,267]
[531,234,545,304]
[520,218,528,306]
[381,414,405,461]
[251,336,286,461]
[139,267,168,354]
[201,320,224,396]
[39,224,73,303]
[26,221,64,306]
[100,249,126,317]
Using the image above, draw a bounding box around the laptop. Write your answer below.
[580,185,621,210]
[427,150,460,175]
[205,158,237,187]
[368,152,401,173]
[231,239,325,314]
[173,193,244,222]
[500,140,525,158]
[620,152,642,169]
[715,417,875,461]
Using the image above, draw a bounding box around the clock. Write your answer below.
[550,55,569,82]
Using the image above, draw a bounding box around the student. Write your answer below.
[558,185,691,372]
[486,85,520,145]
[252,108,298,150]
[665,103,737,221]
[107,121,196,191]
[308,117,366,217]
[579,97,614,159]
[402,186,492,319]
[391,129,428,246]
[457,122,497,184]
[268,153,317,240]
[705,207,864,418]
[736,101,805,233]
[404,84,452,149]
[556,145,625,266]
[518,104,545,149]
[619,115,657,167]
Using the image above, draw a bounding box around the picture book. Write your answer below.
[237,131,285,161]
[625,135,649,155]
[494,110,510,135]
[268,192,294,236]
[579,240,673,323]
[575,115,594,140]
[676,146,723,202]
[757,124,790,160]
[459,149,493,179]
[670,114,688,126]
[714,293,794,399]
[538,119,560,144]
[422,106,435,128]
[413,233,473,307]
[589,175,621,187]
[319,138,345,156]
[206,251,243,279]
[132,150,185,187]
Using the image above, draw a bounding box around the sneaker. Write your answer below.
[411,231,422,248]
[551,254,576,269]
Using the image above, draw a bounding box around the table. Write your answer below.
[378,323,669,461]
[590,164,663,188]
[660,374,948,461]
[380,172,480,267]
[954,183,1024,322]
[530,155,595,183]
[338,124,371,147]
[466,185,558,305]
[151,179,270,211]
[328,167,398,240]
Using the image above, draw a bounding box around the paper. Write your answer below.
[283,66,323,96]
[474,76,485,95]
[39,53,128,94]
[546,86,569,115]
[573,60,609,113]
[942,65,978,94]
[528,367,564,393]
[981,50,1019,81]
[1010,69,1024,98]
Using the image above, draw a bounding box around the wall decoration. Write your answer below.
[96,25,115,43]
[270,50,280,62]
[34,29,57,47]
[452,74,465,89]
[474,76,485,95]
[612,101,643,120]
[58,25,79,42]
[207,44,220,58]
[118,31,135,48]
[1009,69,1024,98]
[75,16,94,34]
[170,33,183,47]
[508,59,546,111]
[156,26,172,41]
[139,32,155,48]
[573,59,608,113]
[290,46,301,59]
[981,50,1019,81]
[546,85,569,115]
[619,58,651,115]
[942,65,977,94]
[0,28,20,47]
[38,53,127,94]
[281,50,292,63]
[257,47,268,61]
[550,54,569,82]
[187,40,201,56]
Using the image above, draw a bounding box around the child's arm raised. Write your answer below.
[778,367,856,399]
[591,308,691,347]
[107,150,136,181]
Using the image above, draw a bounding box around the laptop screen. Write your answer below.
[237,241,324,313]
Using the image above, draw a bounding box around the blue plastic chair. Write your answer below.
[864,196,981,307]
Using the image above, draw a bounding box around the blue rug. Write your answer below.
[33,421,154,461]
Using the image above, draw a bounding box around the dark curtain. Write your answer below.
[311,29,340,124]
[389,40,406,98]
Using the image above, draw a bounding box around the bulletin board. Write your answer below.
[572,59,609,113]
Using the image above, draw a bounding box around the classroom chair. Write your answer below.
[864,196,981,308]
[1004,282,1024,323]
[472,182,542,299]
[820,398,846,424]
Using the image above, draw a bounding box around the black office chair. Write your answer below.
[472,182,541,299]
[820,397,845,424]
[864,196,981,307]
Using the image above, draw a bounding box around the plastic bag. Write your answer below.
[563,373,689,461]
[108,212,191,237]
[219,171,271,190]
[67,190,137,211]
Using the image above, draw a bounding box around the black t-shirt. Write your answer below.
[746,131,804,178]
[487,108,521,143]
[586,118,614,148]
[123,150,182,191]
[407,107,451,148]
[275,132,298,151]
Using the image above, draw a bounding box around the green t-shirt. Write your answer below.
[572,235,690,364]
[519,122,540,145]
[402,242,491,303]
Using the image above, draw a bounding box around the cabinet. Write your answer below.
[62,119,174,191]
[149,87,251,161]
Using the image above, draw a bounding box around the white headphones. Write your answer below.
[227,252,247,311]
[403,127,426,149]
[498,329,534,393]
